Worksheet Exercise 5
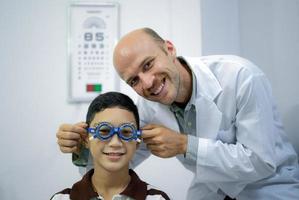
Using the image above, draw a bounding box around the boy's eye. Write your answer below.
[99,128,111,136]
[120,128,134,137]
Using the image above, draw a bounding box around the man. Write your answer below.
[52,92,170,200]
[57,28,299,199]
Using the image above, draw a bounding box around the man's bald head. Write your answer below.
[113,28,167,70]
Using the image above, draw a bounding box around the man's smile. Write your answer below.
[151,77,166,96]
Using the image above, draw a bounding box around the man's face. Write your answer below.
[88,108,137,173]
[113,31,180,105]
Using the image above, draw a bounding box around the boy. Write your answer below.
[51,92,170,200]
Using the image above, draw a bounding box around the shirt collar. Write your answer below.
[120,169,147,199]
[70,169,147,200]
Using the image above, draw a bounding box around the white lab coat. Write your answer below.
[132,55,299,199]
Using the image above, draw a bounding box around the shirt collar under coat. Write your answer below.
[179,56,223,139]
[69,169,148,200]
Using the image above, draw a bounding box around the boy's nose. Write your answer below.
[108,133,123,146]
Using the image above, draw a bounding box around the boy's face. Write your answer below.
[88,107,138,173]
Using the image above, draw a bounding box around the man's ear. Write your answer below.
[164,40,177,57]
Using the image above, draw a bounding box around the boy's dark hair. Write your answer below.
[86,92,140,129]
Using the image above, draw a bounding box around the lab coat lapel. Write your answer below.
[184,57,223,139]
[152,103,180,132]
[195,96,222,139]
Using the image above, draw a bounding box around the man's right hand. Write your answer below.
[56,122,88,154]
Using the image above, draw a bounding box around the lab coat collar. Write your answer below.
[180,56,223,139]
[181,56,222,101]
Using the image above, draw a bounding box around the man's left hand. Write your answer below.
[141,124,187,158]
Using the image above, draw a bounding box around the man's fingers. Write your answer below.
[72,122,88,133]
[57,123,87,137]
[70,126,88,137]
[143,137,161,145]
[57,138,79,148]
[56,131,81,140]
[146,143,162,151]
[56,122,87,154]
[141,124,157,130]
[74,121,88,127]
[141,129,159,139]
[73,123,88,139]
[59,146,79,154]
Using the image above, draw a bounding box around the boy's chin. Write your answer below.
[95,161,130,173]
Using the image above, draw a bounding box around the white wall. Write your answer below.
[0,0,200,199]
[201,0,240,55]
[238,0,299,154]
[201,0,299,154]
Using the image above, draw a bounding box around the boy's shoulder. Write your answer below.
[50,169,97,200]
[50,188,72,200]
[144,184,171,200]
[128,169,171,200]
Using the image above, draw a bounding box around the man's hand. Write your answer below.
[141,124,187,158]
[56,122,88,154]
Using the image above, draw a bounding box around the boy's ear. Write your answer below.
[82,135,90,149]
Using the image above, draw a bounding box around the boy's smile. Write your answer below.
[103,150,125,162]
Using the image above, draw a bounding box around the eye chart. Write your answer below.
[68,2,119,102]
